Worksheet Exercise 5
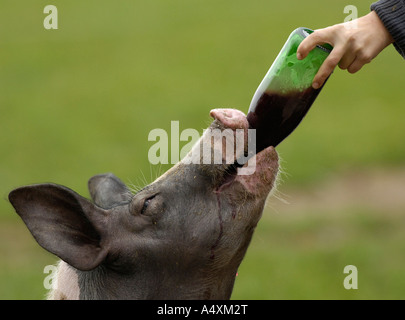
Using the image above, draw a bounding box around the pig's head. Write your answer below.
[9,108,278,299]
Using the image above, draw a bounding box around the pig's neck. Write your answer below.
[57,262,238,299]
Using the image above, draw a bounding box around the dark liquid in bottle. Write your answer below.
[247,87,321,152]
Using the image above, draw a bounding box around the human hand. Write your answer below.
[297,11,394,89]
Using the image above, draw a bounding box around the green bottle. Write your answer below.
[247,27,332,151]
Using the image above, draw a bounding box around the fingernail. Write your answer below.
[297,52,302,60]
[312,82,320,89]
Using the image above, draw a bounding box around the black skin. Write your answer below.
[9,118,278,299]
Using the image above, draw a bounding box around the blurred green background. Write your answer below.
[1,0,404,299]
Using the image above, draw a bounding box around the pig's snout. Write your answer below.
[209,109,249,131]
[180,107,279,198]
[205,108,279,197]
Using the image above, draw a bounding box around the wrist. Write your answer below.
[368,11,394,46]
[370,0,405,58]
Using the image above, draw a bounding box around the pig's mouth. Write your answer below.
[214,146,279,198]
[209,109,279,198]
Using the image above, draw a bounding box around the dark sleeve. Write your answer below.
[371,0,405,58]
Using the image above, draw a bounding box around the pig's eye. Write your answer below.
[141,195,156,214]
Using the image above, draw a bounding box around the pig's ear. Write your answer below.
[88,173,132,209]
[9,184,109,271]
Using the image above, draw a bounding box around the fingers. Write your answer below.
[347,60,365,74]
[296,14,385,88]
[347,53,372,73]
[342,47,374,73]
[312,47,345,89]
[297,28,339,89]
[297,27,366,88]
[338,50,356,70]
[297,30,328,60]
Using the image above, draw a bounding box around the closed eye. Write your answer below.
[141,194,157,214]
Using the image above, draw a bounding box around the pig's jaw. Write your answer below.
[207,108,279,198]
[216,146,279,198]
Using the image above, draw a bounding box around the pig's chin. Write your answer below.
[215,146,279,198]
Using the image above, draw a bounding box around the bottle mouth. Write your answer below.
[300,27,333,53]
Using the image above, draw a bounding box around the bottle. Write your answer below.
[247,27,332,152]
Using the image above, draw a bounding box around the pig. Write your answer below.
[8,108,279,299]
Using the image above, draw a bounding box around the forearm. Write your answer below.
[371,0,405,58]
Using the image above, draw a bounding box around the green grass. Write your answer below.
[0,220,56,299]
[233,207,405,299]
[1,0,405,299]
